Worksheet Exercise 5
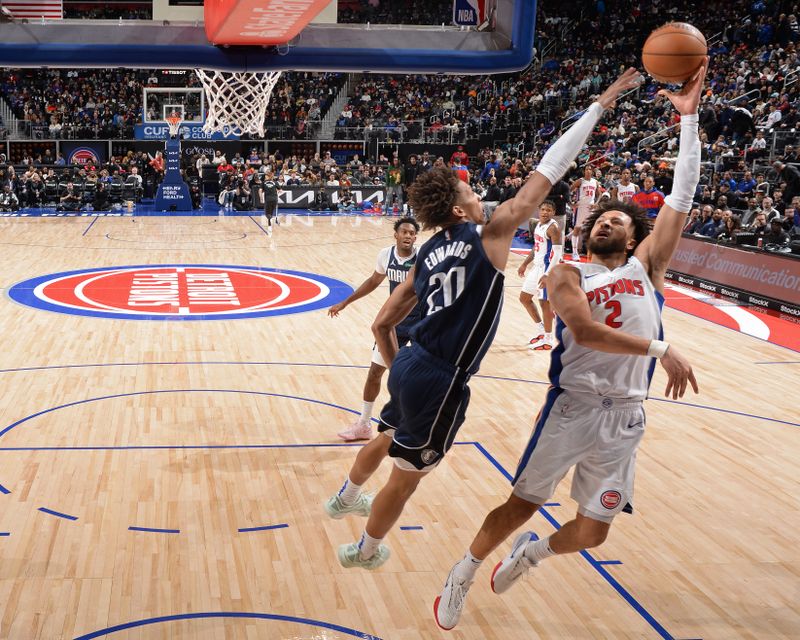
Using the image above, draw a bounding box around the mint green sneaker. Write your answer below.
[323,493,373,520]
[337,542,391,570]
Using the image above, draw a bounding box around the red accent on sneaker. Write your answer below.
[528,334,545,344]
[533,343,553,351]
[490,561,503,594]
[433,596,456,631]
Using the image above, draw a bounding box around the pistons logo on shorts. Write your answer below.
[600,490,622,510]
[420,449,438,465]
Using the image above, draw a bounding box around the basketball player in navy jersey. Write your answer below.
[327,217,420,442]
[324,68,646,571]
[434,61,707,630]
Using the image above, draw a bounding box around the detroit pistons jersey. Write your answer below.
[549,256,664,400]
[411,222,503,374]
[376,245,419,336]
[616,181,637,202]
[578,178,598,208]
[533,219,558,267]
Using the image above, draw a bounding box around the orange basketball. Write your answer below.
[642,22,707,84]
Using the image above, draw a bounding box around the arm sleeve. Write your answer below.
[536,103,604,185]
[664,114,700,213]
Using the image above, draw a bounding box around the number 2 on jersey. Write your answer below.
[426,266,465,315]
[604,300,622,328]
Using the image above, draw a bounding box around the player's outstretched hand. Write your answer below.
[328,302,346,317]
[660,346,699,399]
[657,57,709,115]
[596,68,644,110]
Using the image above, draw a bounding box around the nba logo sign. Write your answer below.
[8,265,353,321]
[452,0,487,26]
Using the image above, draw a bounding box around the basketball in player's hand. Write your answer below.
[642,23,707,84]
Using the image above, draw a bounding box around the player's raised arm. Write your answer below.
[485,68,643,247]
[547,263,698,398]
[635,60,708,286]
[371,268,418,367]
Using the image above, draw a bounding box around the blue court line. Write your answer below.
[544,502,561,506]
[470,442,674,640]
[399,526,423,531]
[38,507,78,521]
[82,217,99,237]
[128,526,180,534]
[71,612,382,640]
[0,532,9,536]
[0,483,9,494]
[238,524,289,533]
[0,359,792,431]
[0,360,371,375]
[247,215,271,237]
[0,389,362,440]
[596,560,624,566]
[0,444,369,451]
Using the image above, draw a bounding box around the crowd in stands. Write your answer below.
[337,0,452,25]
[0,0,798,248]
[0,69,344,141]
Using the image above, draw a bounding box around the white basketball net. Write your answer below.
[195,69,283,138]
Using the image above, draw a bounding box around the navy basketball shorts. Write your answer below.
[377,343,470,471]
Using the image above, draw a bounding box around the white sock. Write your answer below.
[358,530,383,559]
[545,332,554,341]
[337,478,362,505]
[454,550,483,581]
[524,536,557,563]
[359,401,374,424]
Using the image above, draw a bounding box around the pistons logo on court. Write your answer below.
[600,490,622,510]
[8,264,352,321]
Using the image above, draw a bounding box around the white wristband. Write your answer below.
[647,340,670,359]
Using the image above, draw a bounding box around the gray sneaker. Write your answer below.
[491,531,539,594]
[433,566,474,630]
[337,542,390,569]
[323,493,373,520]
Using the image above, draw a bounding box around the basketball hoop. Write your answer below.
[165,112,182,138]
[195,69,283,138]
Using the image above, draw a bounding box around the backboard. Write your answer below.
[0,0,533,74]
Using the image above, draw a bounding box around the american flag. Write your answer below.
[3,0,63,19]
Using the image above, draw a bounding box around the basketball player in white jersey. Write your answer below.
[517,200,562,350]
[612,167,639,202]
[328,217,420,441]
[570,165,598,261]
[435,60,707,630]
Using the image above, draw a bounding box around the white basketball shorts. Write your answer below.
[511,387,645,523]
[575,204,593,229]
[521,264,547,299]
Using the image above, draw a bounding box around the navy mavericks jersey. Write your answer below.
[410,222,504,374]
[381,246,420,336]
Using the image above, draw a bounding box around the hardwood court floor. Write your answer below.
[0,214,797,640]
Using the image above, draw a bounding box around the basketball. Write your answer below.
[642,22,707,83]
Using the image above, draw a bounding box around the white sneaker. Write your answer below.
[337,541,390,569]
[527,323,545,345]
[323,493,373,520]
[528,336,555,351]
[337,421,372,441]
[491,531,539,594]
[433,566,474,630]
